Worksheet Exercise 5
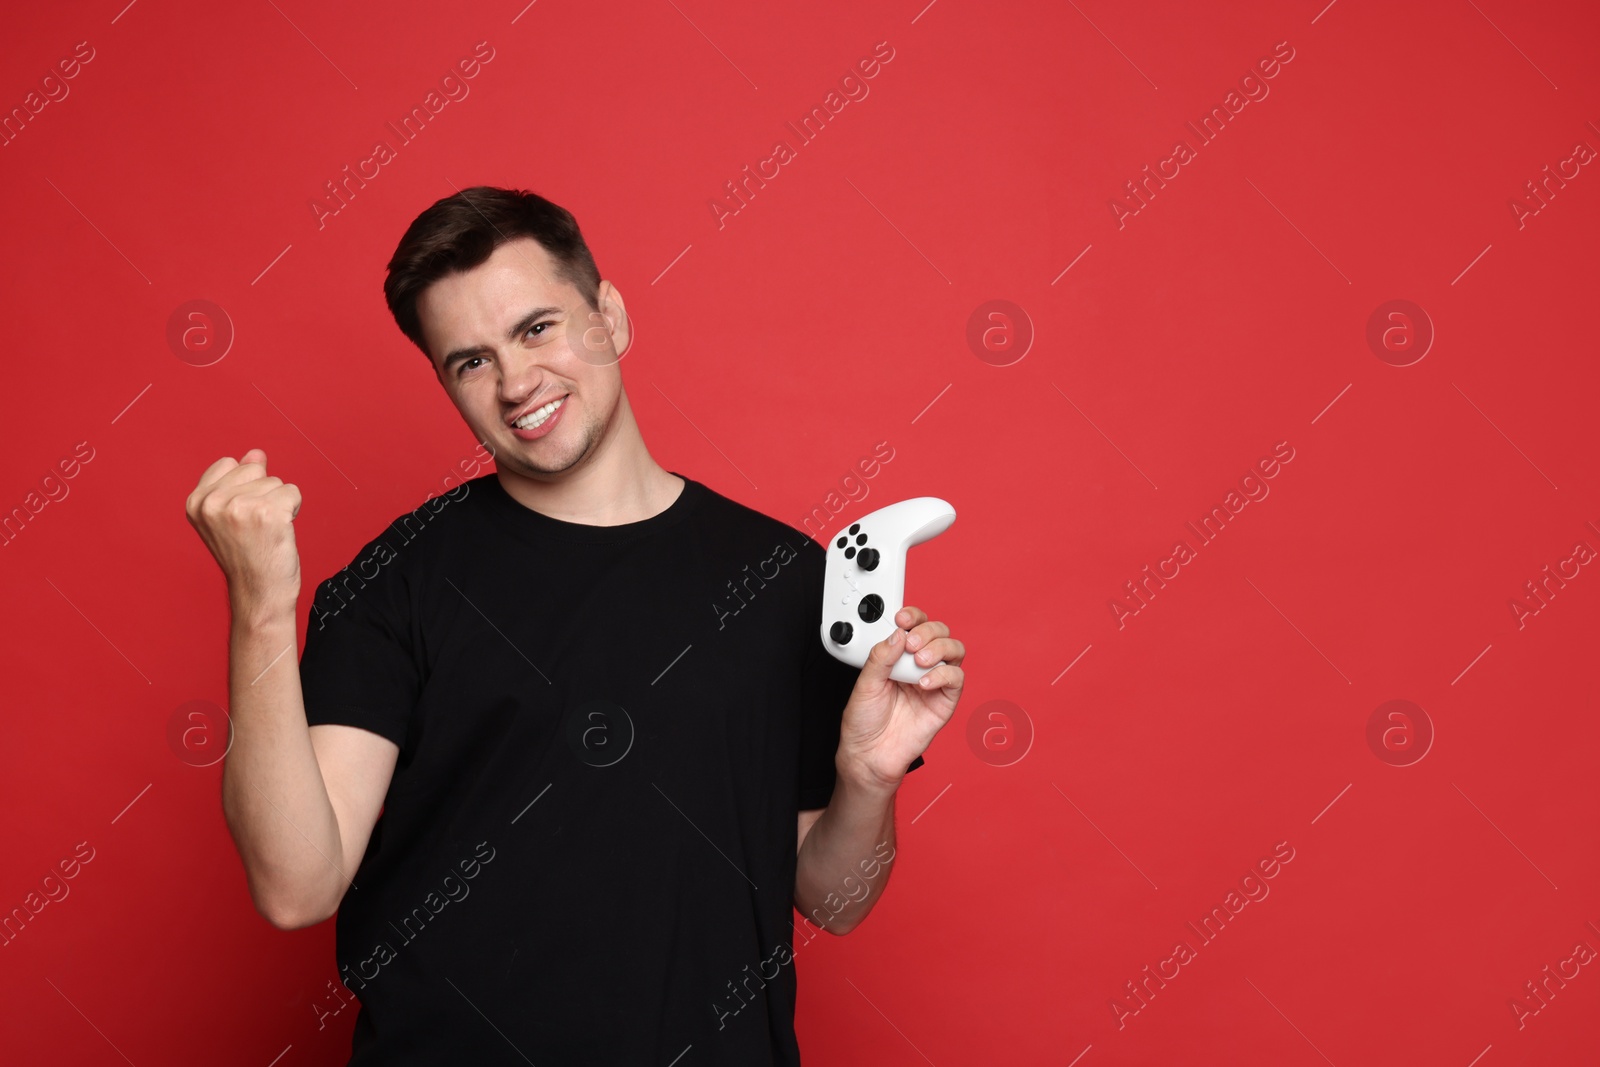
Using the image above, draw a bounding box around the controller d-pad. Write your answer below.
[830,621,854,645]
[857,594,885,623]
[856,547,880,571]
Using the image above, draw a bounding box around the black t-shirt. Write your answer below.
[299,470,923,1065]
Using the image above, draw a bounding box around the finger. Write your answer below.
[211,451,273,496]
[910,635,963,668]
[280,482,302,519]
[904,620,948,653]
[895,605,928,630]
[858,623,910,688]
[200,449,268,494]
[915,661,963,694]
[233,482,300,523]
[234,448,267,477]
[228,473,284,499]
[192,455,242,499]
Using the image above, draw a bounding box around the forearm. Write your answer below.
[794,767,900,935]
[220,604,345,929]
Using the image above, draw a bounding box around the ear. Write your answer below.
[597,281,631,360]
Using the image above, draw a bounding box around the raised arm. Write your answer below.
[187,448,396,929]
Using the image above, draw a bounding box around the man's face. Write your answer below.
[418,236,630,482]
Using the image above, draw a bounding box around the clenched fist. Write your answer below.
[186,448,303,620]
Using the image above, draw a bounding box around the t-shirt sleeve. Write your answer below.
[796,536,925,812]
[298,530,421,751]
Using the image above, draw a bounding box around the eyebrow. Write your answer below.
[439,305,565,372]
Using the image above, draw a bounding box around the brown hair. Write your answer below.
[383,185,602,360]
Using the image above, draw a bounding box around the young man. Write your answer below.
[185,186,966,1065]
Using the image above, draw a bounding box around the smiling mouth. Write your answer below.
[511,395,567,430]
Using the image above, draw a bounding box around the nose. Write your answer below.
[497,345,547,406]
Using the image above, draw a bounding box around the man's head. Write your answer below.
[384,186,633,483]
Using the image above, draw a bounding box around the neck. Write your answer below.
[495,388,683,526]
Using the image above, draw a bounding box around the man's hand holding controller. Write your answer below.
[821,497,965,794]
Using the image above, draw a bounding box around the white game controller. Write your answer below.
[820,497,957,683]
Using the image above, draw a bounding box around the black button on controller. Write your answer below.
[857,594,884,623]
[830,621,854,644]
[855,547,880,571]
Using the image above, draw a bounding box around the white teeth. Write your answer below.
[513,396,565,430]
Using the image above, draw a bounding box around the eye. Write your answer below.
[455,356,485,378]
[525,321,553,340]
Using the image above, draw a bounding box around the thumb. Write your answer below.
[241,448,265,467]
[858,623,909,687]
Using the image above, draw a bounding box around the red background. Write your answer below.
[3,1,1598,1064]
